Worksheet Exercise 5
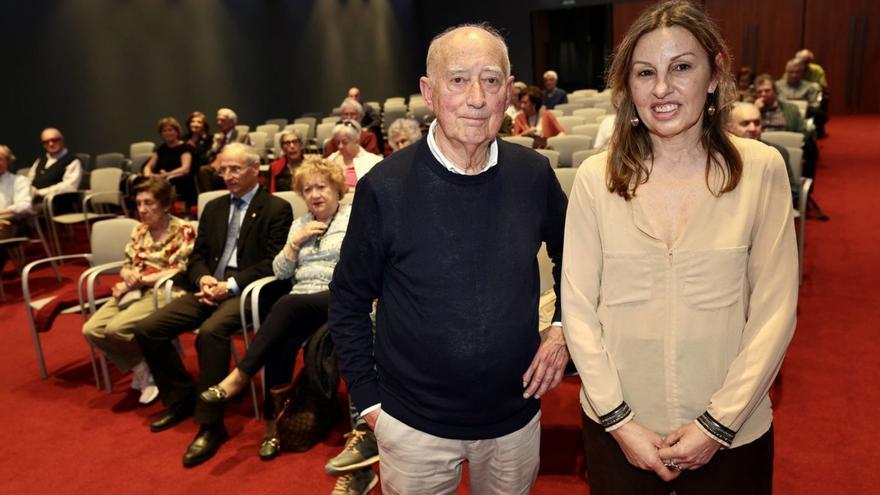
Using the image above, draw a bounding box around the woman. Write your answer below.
[327,119,382,189]
[143,117,196,209]
[183,111,212,168]
[384,118,423,156]
[200,158,350,460]
[82,178,196,404]
[513,85,566,147]
[561,2,798,494]
[736,66,756,103]
[268,129,305,192]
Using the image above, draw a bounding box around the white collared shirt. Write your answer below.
[426,120,498,175]
[0,171,33,216]
[225,184,260,295]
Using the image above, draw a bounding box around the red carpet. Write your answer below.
[1,117,877,494]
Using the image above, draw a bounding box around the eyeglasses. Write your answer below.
[281,139,301,146]
[217,165,245,176]
[341,120,358,129]
[42,137,62,145]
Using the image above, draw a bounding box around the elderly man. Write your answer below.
[542,70,568,109]
[347,86,383,147]
[0,145,33,269]
[323,98,381,157]
[196,108,250,192]
[776,59,822,113]
[28,128,82,206]
[330,24,568,494]
[794,49,828,91]
[727,102,798,206]
[755,73,819,179]
[134,143,292,467]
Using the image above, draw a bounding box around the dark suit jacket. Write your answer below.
[185,187,293,291]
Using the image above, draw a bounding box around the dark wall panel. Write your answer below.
[0,0,422,163]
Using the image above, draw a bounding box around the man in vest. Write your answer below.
[28,128,82,207]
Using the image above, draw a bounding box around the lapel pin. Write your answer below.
[251,212,257,218]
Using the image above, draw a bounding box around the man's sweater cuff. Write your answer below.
[350,381,381,414]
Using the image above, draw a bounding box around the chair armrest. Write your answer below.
[83,261,125,314]
[45,191,84,218]
[152,273,180,310]
[239,276,279,335]
[22,253,91,310]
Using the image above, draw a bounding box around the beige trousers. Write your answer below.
[375,410,541,495]
[82,288,174,372]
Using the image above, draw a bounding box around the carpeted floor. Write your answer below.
[1,116,877,494]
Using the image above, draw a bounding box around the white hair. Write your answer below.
[332,119,362,142]
[387,118,422,150]
[217,107,238,123]
[543,70,558,80]
[339,98,365,118]
[221,142,259,166]
[279,129,303,144]
[426,23,511,80]
[0,144,15,164]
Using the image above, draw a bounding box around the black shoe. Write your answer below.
[258,436,281,461]
[199,385,231,404]
[182,424,228,468]
[150,401,194,433]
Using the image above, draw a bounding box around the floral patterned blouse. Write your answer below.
[123,216,196,275]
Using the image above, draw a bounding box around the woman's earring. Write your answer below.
[630,116,640,127]
[707,104,716,117]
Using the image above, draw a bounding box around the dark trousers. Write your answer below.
[238,291,330,417]
[582,414,773,495]
[133,293,245,425]
[196,164,225,193]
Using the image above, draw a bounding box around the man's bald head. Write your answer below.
[425,24,510,81]
[795,49,814,63]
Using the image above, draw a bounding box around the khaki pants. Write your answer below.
[375,410,541,495]
[83,288,175,372]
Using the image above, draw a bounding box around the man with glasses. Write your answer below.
[134,142,292,467]
[28,128,82,209]
[323,98,381,157]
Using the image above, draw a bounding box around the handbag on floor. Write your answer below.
[270,323,340,452]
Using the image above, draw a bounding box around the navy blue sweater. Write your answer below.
[329,139,567,439]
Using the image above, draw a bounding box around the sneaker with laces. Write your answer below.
[331,469,378,495]
[325,428,380,475]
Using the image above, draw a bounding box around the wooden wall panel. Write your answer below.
[612,0,653,48]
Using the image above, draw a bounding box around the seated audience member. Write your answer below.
[327,120,382,189]
[143,117,196,210]
[323,98,381,157]
[133,143,292,468]
[727,102,799,206]
[28,128,82,213]
[347,87,384,151]
[196,108,250,193]
[513,86,566,146]
[82,178,196,405]
[268,129,305,192]
[201,158,350,460]
[542,70,568,109]
[384,118,423,156]
[322,113,425,489]
[794,49,828,91]
[777,57,827,138]
[0,145,33,269]
[736,66,756,102]
[183,111,212,169]
[506,81,528,119]
[755,73,819,177]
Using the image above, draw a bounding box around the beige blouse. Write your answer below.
[561,136,798,448]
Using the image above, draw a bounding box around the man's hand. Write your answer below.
[522,325,568,399]
[657,423,723,472]
[611,421,681,482]
[196,276,227,305]
[754,97,766,111]
[363,408,382,430]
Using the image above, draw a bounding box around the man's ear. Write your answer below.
[420,76,434,111]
